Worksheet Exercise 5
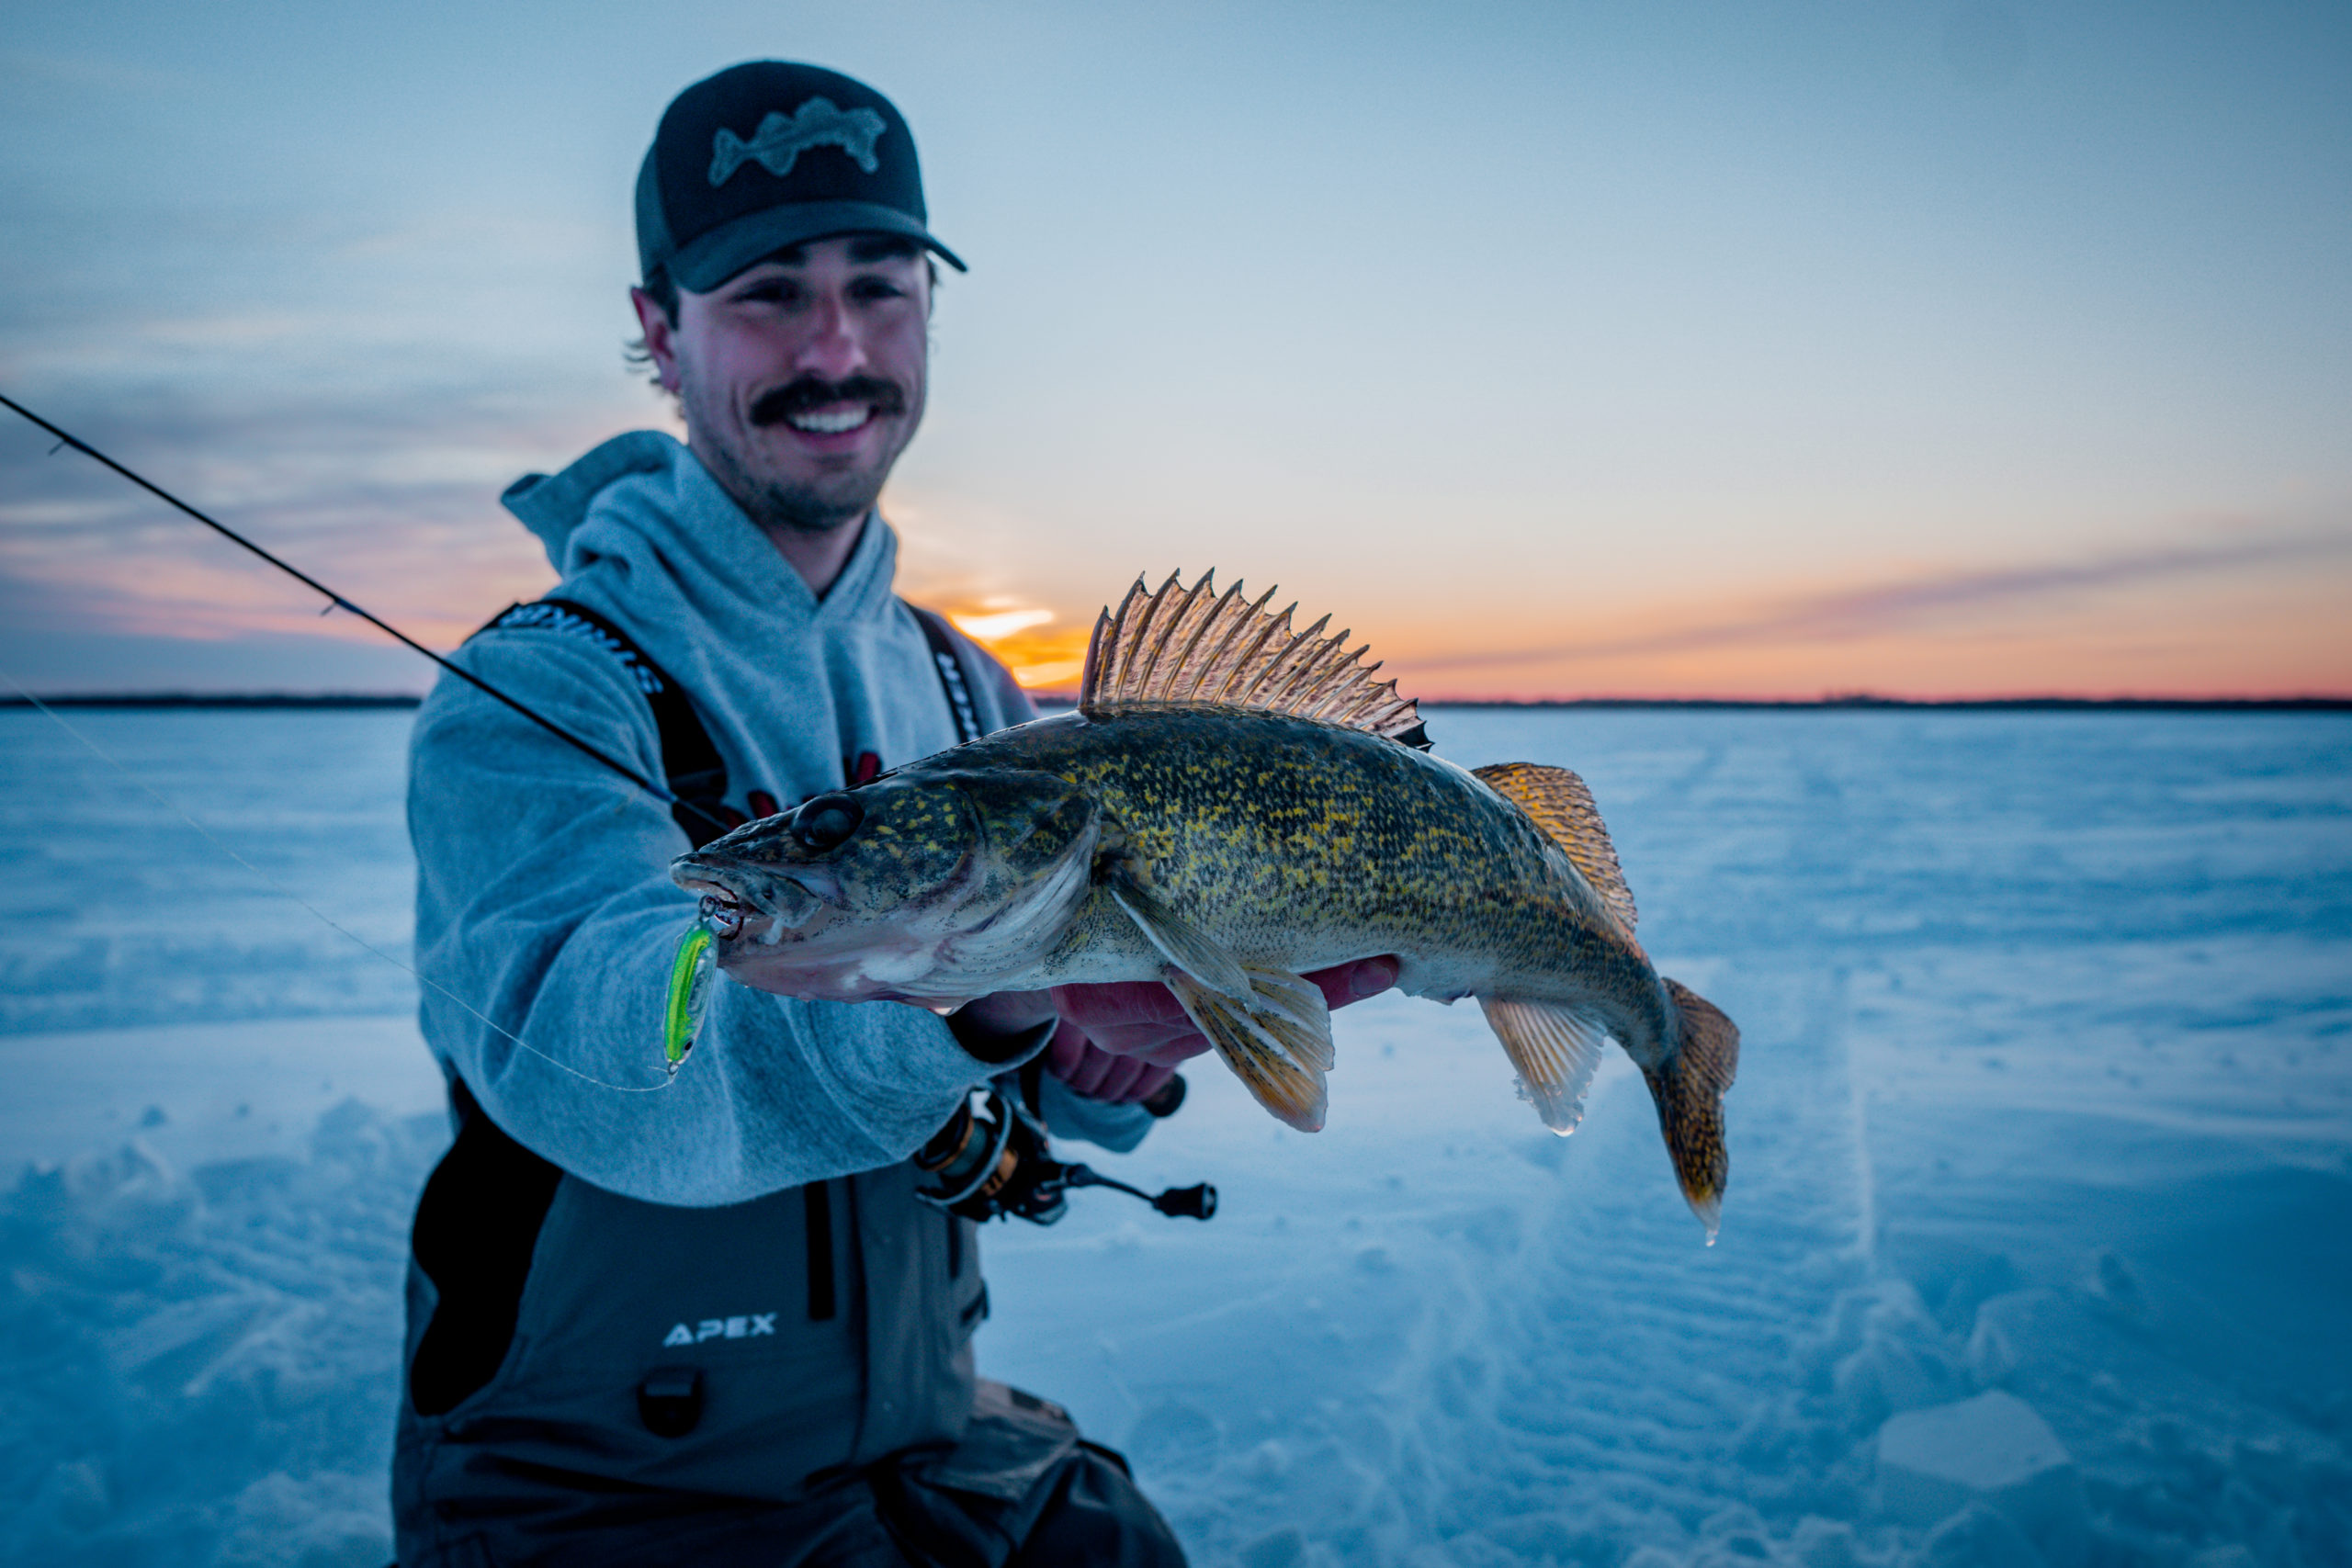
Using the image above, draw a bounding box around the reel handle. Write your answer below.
[1150,1182,1217,1221]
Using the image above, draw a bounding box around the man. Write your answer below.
[394,61,1395,1567]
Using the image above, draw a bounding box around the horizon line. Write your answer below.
[8,692,2348,714]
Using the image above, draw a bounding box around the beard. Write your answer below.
[680,368,917,537]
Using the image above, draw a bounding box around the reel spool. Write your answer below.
[914,1081,1216,1226]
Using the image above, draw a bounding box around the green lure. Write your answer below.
[663,922,717,1073]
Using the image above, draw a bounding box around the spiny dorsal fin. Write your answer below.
[1472,761,1638,938]
[1080,570,1425,744]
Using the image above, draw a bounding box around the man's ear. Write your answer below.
[629,288,681,392]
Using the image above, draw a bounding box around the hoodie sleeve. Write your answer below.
[408,627,1020,1206]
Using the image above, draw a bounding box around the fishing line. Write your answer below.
[0,391,729,840]
[4,674,675,1095]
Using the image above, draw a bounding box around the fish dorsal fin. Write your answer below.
[1472,761,1638,938]
[1080,570,1425,744]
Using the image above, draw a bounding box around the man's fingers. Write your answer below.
[1044,1021,1093,1081]
[1040,1032,1188,1103]
[1306,954,1400,1010]
[1124,1061,1178,1104]
[1090,1053,1147,1102]
[1051,979,1190,1030]
[1053,958,1396,1069]
[1136,1035,1215,1067]
[1062,1044,1114,1098]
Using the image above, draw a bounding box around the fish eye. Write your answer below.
[791,794,865,852]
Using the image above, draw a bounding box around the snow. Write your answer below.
[2,705,2348,1567]
[1875,1393,2078,1538]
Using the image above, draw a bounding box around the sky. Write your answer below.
[1,0,2346,699]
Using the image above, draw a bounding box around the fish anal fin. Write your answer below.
[1079,570,1426,747]
[1472,761,1638,938]
[1104,863,1252,1001]
[1163,964,1334,1132]
[1479,998,1611,1135]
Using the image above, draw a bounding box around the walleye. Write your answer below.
[673,571,1741,1235]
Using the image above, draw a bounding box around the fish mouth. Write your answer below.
[672,858,834,946]
[695,889,745,941]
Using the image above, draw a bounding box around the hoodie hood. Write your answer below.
[481,428,966,811]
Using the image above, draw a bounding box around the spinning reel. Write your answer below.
[913,1067,1216,1226]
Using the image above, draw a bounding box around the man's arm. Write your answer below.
[409,630,1040,1206]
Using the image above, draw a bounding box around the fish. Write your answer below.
[672,571,1742,1235]
[707,97,889,186]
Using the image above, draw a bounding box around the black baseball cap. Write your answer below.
[637,62,966,295]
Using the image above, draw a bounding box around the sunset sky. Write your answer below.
[3,1,2346,699]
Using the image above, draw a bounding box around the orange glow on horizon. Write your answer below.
[923,547,2352,703]
[942,606,1093,691]
[17,521,2347,701]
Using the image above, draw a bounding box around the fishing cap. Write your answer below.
[636,61,966,295]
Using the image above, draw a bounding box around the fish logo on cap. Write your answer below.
[708,96,889,186]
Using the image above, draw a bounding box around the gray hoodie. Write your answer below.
[409,430,1075,1205]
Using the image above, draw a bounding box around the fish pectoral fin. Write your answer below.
[1105,866,1253,1000]
[1478,998,1612,1136]
[1471,762,1638,941]
[1163,964,1334,1133]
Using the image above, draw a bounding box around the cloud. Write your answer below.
[0,376,641,656]
[1414,525,2352,672]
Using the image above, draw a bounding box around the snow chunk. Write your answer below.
[1877,1392,2085,1550]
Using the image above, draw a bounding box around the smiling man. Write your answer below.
[643,232,931,591]
[394,60,1390,1568]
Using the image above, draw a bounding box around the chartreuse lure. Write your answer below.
[663,922,718,1073]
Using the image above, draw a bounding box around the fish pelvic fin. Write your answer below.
[1080,570,1427,747]
[1163,964,1335,1133]
[1478,998,1611,1136]
[1471,762,1637,941]
[1643,977,1741,1242]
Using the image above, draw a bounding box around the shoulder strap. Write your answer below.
[907,604,985,745]
[477,599,739,847]
[477,597,988,846]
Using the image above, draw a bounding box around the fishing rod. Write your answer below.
[0,391,725,836]
[6,392,1220,1173]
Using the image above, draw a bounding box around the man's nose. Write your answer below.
[794,293,868,380]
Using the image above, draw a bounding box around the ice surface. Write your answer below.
[1875,1392,2079,1540]
[1,707,2348,1567]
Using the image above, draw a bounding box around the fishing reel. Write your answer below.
[913,1069,1216,1226]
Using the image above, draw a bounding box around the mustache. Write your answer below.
[749,375,910,426]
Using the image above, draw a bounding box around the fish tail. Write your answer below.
[1642,977,1740,1241]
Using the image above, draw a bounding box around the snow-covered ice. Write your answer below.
[1,706,2346,1567]
[1875,1392,2079,1540]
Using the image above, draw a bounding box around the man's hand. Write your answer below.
[1046,956,1401,1104]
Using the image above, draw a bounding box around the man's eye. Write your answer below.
[850,279,907,302]
[737,282,801,306]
